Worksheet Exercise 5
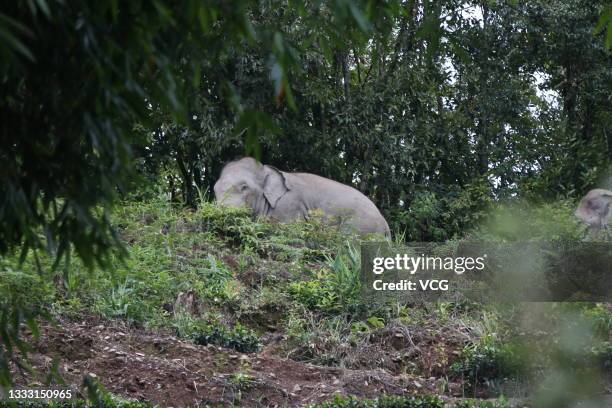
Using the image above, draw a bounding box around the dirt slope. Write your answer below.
[13,316,458,407]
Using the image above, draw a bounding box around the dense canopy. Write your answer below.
[1,0,610,260]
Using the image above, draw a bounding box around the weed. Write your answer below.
[0,265,54,312]
[193,321,260,353]
[289,242,362,314]
[93,280,136,319]
[171,314,260,353]
[229,371,255,391]
[451,340,527,392]
[453,398,514,408]
[196,202,264,250]
[579,303,612,338]
[309,394,445,408]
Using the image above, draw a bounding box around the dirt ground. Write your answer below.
[11,316,468,407]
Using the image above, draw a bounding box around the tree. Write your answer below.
[132,0,610,241]
[0,0,397,387]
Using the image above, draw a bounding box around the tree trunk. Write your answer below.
[176,149,195,207]
[341,51,350,101]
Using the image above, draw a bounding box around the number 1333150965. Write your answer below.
[5,388,73,400]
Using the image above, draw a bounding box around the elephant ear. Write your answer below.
[262,165,290,208]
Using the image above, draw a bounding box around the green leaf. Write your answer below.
[0,13,35,61]
[348,3,371,32]
[34,0,51,19]
[594,6,612,34]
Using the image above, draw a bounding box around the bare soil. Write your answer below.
[12,316,465,407]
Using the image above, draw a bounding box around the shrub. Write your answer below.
[198,255,240,303]
[0,395,153,407]
[451,340,527,390]
[173,314,260,353]
[289,242,362,314]
[193,321,260,353]
[92,279,151,323]
[0,265,55,312]
[453,399,514,408]
[309,394,445,408]
[474,200,584,243]
[196,202,265,250]
[581,303,612,338]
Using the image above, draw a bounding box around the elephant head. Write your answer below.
[574,188,612,230]
[214,157,290,215]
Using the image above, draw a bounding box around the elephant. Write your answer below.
[574,188,612,232]
[214,157,390,236]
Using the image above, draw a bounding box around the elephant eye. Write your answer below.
[240,184,249,192]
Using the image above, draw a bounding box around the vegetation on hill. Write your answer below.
[1,197,610,406]
[1,1,611,406]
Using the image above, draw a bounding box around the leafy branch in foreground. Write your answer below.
[0,0,397,389]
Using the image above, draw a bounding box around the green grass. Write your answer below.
[1,197,610,402]
[309,395,518,408]
[309,394,446,408]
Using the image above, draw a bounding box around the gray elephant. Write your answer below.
[214,157,390,236]
[574,188,612,232]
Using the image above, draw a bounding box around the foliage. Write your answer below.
[289,242,362,314]
[196,201,265,250]
[473,200,586,242]
[452,400,513,408]
[133,1,610,243]
[0,401,152,408]
[193,320,260,354]
[1,0,396,262]
[451,340,527,390]
[173,313,260,353]
[311,395,516,408]
[597,4,612,49]
[0,261,54,387]
[581,303,612,337]
[309,394,445,408]
[1,199,611,402]
[1,0,611,402]
[0,264,54,312]
[82,375,156,408]
[389,179,493,241]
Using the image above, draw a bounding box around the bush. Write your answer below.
[193,321,260,353]
[0,397,153,408]
[310,395,516,408]
[196,202,265,250]
[474,200,585,243]
[453,399,514,408]
[309,394,445,408]
[289,242,362,314]
[388,180,492,242]
[580,303,612,338]
[451,340,527,390]
[0,265,55,312]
